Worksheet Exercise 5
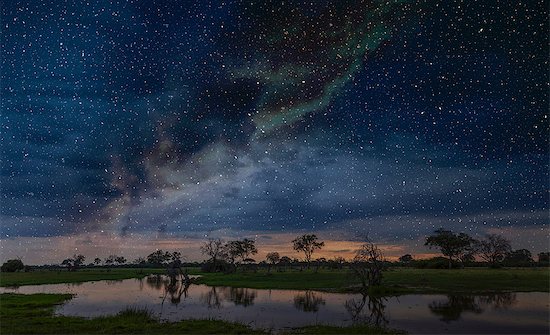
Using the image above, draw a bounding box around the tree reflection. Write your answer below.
[478,292,517,310]
[429,293,517,323]
[146,274,169,290]
[293,291,326,312]
[201,286,223,309]
[344,294,388,327]
[145,275,190,306]
[223,287,257,307]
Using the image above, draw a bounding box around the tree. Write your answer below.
[73,254,85,268]
[266,252,280,272]
[200,239,227,264]
[292,234,324,266]
[351,241,385,291]
[425,229,476,269]
[398,254,413,264]
[93,258,102,266]
[133,257,146,265]
[538,252,550,265]
[504,249,533,266]
[147,250,171,266]
[114,256,127,266]
[1,259,24,272]
[105,255,116,266]
[225,239,258,267]
[61,254,85,271]
[477,234,512,267]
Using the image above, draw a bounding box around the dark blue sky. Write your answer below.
[1,1,548,261]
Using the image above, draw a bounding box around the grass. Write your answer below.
[0,293,264,334]
[284,325,404,334]
[194,267,550,294]
[0,268,167,287]
[382,267,550,293]
[2,267,548,294]
[0,293,400,334]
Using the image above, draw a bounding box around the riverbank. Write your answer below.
[0,293,401,334]
[1,267,548,293]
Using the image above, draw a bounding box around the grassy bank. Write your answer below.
[1,267,548,293]
[0,268,167,287]
[0,294,400,334]
[194,267,549,293]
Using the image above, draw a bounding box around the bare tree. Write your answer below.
[200,238,226,265]
[350,241,385,292]
[477,234,511,268]
[292,234,324,267]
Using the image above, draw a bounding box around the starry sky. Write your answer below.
[1,0,548,264]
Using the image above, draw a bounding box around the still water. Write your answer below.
[2,275,548,334]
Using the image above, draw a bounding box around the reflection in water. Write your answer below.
[201,286,222,309]
[223,287,257,307]
[429,293,517,323]
[0,279,545,334]
[345,294,388,327]
[293,291,326,312]
[145,275,190,306]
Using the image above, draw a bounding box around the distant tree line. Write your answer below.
[1,231,548,272]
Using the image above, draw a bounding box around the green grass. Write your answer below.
[382,267,550,293]
[0,293,264,334]
[2,267,548,294]
[284,325,404,334]
[194,267,549,293]
[0,268,167,287]
[0,293,399,334]
[195,270,355,291]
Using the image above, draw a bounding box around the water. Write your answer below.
[2,275,548,333]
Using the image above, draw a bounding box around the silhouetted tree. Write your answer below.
[292,234,324,266]
[504,249,533,266]
[425,229,476,269]
[61,254,85,271]
[225,239,258,268]
[398,254,413,264]
[133,257,146,265]
[200,238,228,272]
[538,252,550,265]
[147,250,171,266]
[93,258,102,266]
[73,254,85,268]
[114,256,127,266]
[279,256,292,271]
[477,234,511,268]
[105,255,116,266]
[266,252,280,272]
[351,241,385,291]
[1,259,24,272]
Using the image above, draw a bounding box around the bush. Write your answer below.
[1,259,24,272]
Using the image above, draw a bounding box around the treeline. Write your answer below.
[1,231,549,272]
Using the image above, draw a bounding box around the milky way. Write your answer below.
[1,1,548,262]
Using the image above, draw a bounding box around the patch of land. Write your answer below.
[194,268,549,293]
[0,293,399,334]
[1,267,548,293]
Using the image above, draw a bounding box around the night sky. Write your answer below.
[1,0,548,263]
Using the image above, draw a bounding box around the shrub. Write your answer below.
[1,259,24,272]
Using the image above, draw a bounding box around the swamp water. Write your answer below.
[2,275,548,333]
